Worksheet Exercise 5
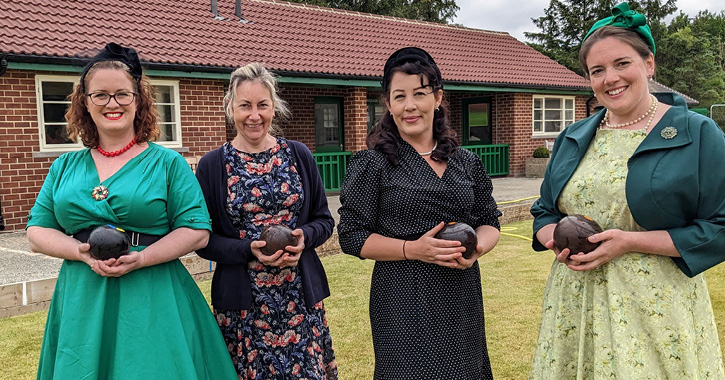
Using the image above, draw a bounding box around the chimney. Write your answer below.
[211,0,223,19]
[235,0,241,19]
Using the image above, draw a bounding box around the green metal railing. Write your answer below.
[312,151,353,192]
[462,144,510,176]
[313,144,508,191]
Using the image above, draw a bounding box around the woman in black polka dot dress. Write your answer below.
[338,47,501,380]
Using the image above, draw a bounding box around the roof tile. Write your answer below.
[0,0,589,89]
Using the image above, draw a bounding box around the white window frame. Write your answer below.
[532,95,575,137]
[35,75,183,152]
[35,75,82,152]
[152,79,183,149]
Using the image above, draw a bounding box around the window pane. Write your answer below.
[157,104,175,123]
[545,120,561,132]
[565,99,574,109]
[534,110,542,121]
[42,82,74,101]
[545,110,561,120]
[45,124,73,144]
[468,103,489,127]
[565,110,573,120]
[315,103,340,146]
[155,86,173,103]
[534,121,542,132]
[544,98,561,109]
[534,98,542,109]
[43,103,69,123]
[157,123,175,142]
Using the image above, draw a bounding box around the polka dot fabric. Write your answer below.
[338,140,500,380]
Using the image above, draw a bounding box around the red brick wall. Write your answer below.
[0,72,232,231]
[0,68,591,231]
[178,78,228,157]
[277,85,368,152]
[0,70,52,231]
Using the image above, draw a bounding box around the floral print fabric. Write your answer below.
[217,138,337,380]
[530,128,725,379]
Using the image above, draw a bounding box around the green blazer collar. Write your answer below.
[633,93,693,156]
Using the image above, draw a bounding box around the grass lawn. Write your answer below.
[4,219,725,379]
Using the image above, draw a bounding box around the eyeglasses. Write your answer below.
[86,92,137,106]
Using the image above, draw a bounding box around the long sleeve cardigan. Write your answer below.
[195,140,334,310]
[531,93,725,277]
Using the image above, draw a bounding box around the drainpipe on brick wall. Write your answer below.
[586,95,596,117]
[0,55,5,229]
[0,55,7,77]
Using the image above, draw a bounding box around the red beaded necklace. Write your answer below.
[97,138,137,157]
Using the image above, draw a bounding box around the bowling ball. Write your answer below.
[553,215,603,255]
[88,225,130,260]
[434,222,478,259]
[259,224,298,256]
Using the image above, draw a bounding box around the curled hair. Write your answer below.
[579,26,654,78]
[224,63,291,136]
[65,61,159,147]
[367,61,458,166]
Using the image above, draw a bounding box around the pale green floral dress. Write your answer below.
[530,129,725,379]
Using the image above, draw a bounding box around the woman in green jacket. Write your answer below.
[530,3,725,379]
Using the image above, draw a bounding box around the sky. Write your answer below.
[453,0,725,42]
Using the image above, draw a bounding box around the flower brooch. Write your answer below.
[660,126,677,140]
[92,184,109,201]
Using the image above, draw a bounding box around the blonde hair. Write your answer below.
[223,62,290,135]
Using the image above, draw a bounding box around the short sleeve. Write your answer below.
[337,150,385,257]
[166,153,212,231]
[465,151,502,230]
[26,157,64,231]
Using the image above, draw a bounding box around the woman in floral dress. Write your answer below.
[530,4,725,378]
[195,62,337,380]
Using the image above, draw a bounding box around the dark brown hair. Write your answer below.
[367,61,458,166]
[65,61,159,147]
[579,26,653,78]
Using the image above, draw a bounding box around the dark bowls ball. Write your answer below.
[553,215,604,256]
[88,225,131,260]
[259,224,298,256]
[434,222,478,259]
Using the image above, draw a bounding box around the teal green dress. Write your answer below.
[27,143,238,380]
[530,129,725,379]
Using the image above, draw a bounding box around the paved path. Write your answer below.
[0,177,542,285]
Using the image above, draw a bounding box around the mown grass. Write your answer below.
[4,220,725,379]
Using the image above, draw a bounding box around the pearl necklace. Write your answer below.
[417,142,438,156]
[601,94,658,130]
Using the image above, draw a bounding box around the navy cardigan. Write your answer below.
[195,140,334,310]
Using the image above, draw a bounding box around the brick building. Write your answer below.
[0,0,591,232]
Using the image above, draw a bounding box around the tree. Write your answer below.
[525,0,676,75]
[286,0,459,24]
[656,11,725,110]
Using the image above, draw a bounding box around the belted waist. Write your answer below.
[73,228,164,247]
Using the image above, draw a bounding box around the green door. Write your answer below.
[314,97,344,153]
[463,97,492,145]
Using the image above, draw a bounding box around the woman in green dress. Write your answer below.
[531,3,725,379]
[26,43,237,380]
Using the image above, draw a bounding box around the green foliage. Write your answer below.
[286,0,460,23]
[656,10,725,109]
[527,2,724,111]
[533,146,551,158]
[526,1,677,75]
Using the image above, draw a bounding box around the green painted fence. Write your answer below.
[312,151,353,192]
[313,144,509,191]
[461,144,510,176]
